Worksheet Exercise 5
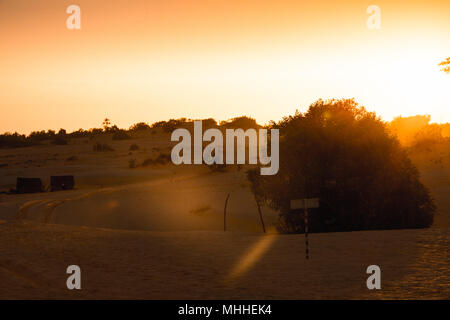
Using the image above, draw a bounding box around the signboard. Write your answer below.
[290,198,319,210]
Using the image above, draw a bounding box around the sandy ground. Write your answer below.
[0,221,448,299]
[0,170,277,233]
[0,133,277,232]
[0,134,448,299]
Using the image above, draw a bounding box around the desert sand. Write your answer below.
[0,132,448,299]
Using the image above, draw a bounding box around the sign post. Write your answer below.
[290,198,319,259]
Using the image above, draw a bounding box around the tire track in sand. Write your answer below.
[0,259,53,290]
[15,188,117,223]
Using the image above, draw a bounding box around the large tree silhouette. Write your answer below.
[247,99,435,233]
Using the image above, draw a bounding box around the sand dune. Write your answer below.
[0,221,448,299]
[0,135,448,299]
[1,170,277,232]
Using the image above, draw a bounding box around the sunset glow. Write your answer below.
[1,0,450,133]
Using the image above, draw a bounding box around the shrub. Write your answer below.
[411,124,444,151]
[28,129,55,142]
[129,144,139,151]
[112,130,131,140]
[202,118,218,128]
[152,118,188,133]
[51,137,68,145]
[57,128,67,136]
[66,155,78,161]
[93,142,114,152]
[128,159,137,168]
[189,205,211,216]
[219,116,259,130]
[0,132,36,148]
[247,99,435,233]
[141,158,154,166]
[142,153,171,166]
[155,153,171,164]
[129,122,150,131]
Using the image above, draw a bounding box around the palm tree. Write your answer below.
[438,58,450,73]
[102,118,111,131]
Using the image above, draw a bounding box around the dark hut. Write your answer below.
[50,175,75,191]
[16,177,43,194]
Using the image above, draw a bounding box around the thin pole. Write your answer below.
[223,193,230,231]
[304,199,309,259]
[256,199,266,233]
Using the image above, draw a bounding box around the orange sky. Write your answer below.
[1,0,450,134]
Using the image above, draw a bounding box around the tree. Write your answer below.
[389,115,431,146]
[57,128,67,136]
[219,116,259,130]
[247,99,435,233]
[102,118,111,131]
[129,122,150,131]
[412,123,444,150]
[439,58,450,73]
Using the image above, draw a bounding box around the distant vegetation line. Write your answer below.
[1,111,449,149]
[0,116,259,149]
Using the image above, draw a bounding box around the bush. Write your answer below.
[112,130,131,140]
[155,153,171,164]
[129,144,139,151]
[411,124,444,151]
[66,155,78,161]
[202,118,218,128]
[51,137,68,145]
[28,130,55,142]
[389,115,431,146]
[219,116,259,130]
[58,128,67,136]
[129,122,150,131]
[189,205,211,216]
[152,118,188,133]
[93,142,114,152]
[141,158,154,166]
[142,153,171,166]
[247,99,435,233]
[128,159,137,168]
[0,132,36,148]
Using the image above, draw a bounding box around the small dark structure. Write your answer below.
[50,175,75,191]
[16,177,43,194]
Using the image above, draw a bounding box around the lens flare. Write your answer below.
[228,235,276,281]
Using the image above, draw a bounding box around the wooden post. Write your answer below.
[256,199,266,233]
[291,198,318,260]
[223,193,230,231]
[303,199,309,259]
